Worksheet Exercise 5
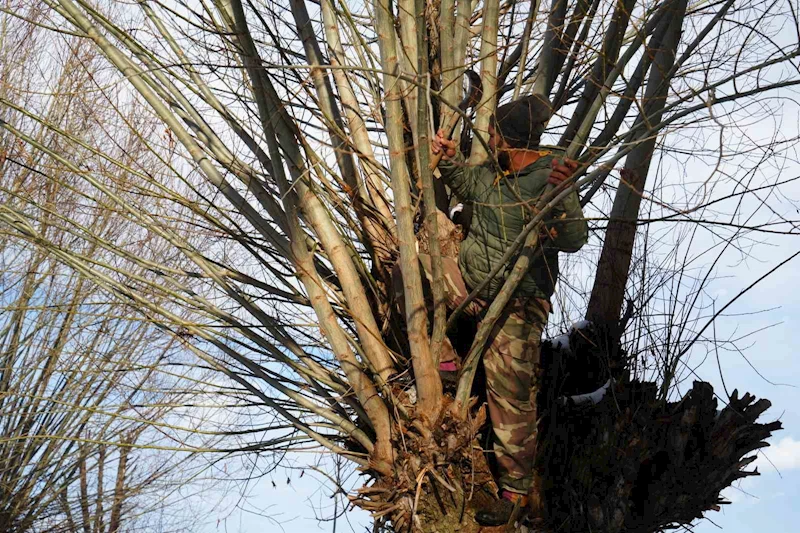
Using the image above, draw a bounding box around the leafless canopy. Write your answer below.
[1,0,799,530]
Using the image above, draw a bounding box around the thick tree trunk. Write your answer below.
[350,398,498,532]
[108,438,132,533]
[536,330,781,533]
[355,378,778,533]
[354,325,780,533]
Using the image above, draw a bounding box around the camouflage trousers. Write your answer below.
[396,251,549,496]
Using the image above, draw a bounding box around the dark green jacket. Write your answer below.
[439,147,588,300]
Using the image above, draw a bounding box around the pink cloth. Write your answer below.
[501,489,527,502]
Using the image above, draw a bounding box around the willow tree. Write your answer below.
[2,0,798,531]
[0,5,222,531]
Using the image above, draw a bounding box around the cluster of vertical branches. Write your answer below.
[1,0,799,530]
[0,5,235,531]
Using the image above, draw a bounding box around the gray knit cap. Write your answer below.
[492,94,552,149]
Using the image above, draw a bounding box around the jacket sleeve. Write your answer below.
[542,188,588,253]
[437,156,489,201]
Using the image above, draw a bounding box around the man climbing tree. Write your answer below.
[430,95,588,525]
[4,1,795,531]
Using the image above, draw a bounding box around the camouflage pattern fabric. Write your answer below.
[421,257,548,494]
[481,296,548,496]
[396,245,549,496]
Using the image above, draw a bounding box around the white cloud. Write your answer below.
[754,437,800,472]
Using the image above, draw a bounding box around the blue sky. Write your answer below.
[692,260,800,533]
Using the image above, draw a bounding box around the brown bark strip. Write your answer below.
[94,446,104,533]
[78,448,91,533]
[108,439,131,533]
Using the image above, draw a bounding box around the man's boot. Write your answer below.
[475,491,528,527]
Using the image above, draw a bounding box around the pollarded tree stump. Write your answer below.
[534,330,782,533]
[355,371,779,533]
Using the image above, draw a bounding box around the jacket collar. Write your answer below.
[503,145,565,178]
